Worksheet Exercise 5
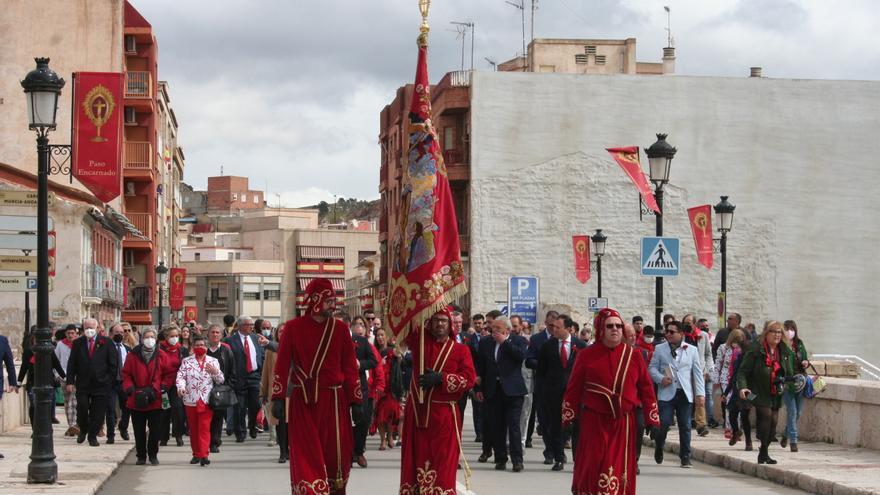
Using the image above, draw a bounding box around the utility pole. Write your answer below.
[531,0,537,47]
[451,21,475,71]
[506,0,526,70]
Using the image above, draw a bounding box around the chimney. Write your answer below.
[662,47,675,75]
[750,67,762,78]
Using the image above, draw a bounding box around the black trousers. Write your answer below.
[131,409,162,459]
[353,397,374,456]
[488,382,525,464]
[755,406,779,456]
[634,406,645,463]
[210,407,227,448]
[276,420,289,458]
[234,386,260,438]
[76,391,108,440]
[106,381,130,438]
[159,386,185,442]
[544,393,566,462]
[471,393,483,438]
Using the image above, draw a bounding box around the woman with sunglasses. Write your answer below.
[736,320,796,464]
[563,308,659,495]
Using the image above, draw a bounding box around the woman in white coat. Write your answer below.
[176,334,224,466]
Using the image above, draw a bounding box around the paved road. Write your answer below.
[99,415,809,495]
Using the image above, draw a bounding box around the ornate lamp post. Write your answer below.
[645,133,676,333]
[714,195,736,321]
[591,229,607,298]
[21,57,65,484]
[155,261,168,329]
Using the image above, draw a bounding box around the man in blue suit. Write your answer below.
[525,310,557,462]
[224,316,265,442]
[476,316,529,472]
[0,332,20,459]
[648,320,705,468]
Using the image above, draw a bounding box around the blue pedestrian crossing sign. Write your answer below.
[641,237,680,277]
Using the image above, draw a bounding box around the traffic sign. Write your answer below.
[588,297,608,312]
[0,276,52,292]
[641,237,680,277]
[0,190,55,207]
[0,232,56,250]
[508,276,539,324]
[0,255,37,272]
[0,215,54,232]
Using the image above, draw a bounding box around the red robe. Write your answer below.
[399,329,475,495]
[272,316,361,495]
[562,343,659,495]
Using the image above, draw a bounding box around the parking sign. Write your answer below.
[508,276,539,324]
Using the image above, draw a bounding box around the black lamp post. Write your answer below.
[714,195,736,321]
[645,133,676,334]
[155,261,169,329]
[591,229,607,298]
[21,57,65,484]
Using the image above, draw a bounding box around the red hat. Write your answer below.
[305,278,336,315]
[593,307,622,342]
[428,306,456,337]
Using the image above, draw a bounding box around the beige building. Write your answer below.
[498,38,674,75]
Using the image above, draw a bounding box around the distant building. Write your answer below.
[498,38,675,75]
[207,176,264,214]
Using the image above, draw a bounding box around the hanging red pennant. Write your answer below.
[606,146,660,214]
[72,72,123,203]
[572,235,591,284]
[169,268,186,310]
[688,205,714,269]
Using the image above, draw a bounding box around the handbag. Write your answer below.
[134,355,159,409]
[209,383,237,409]
[805,363,826,398]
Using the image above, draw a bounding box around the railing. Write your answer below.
[812,354,880,381]
[125,71,151,98]
[126,213,152,241]
[82,264,126,304]
[124,141,152,170]
[127,285,152,311]
[449,70,471,87]
[204,297,227,307]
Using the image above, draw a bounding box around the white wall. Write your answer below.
[469,71,880,364]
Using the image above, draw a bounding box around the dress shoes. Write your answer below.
[77,432,87,444]
[790,443,799,453]
[543,457,554,465]
[512,461,524,472]
[159,440,168,447]
[525,439,533,448]
[278,456,287,464]
[135,457,146,465]
[654,447,664,464]
[355,455,368,468]
[477,453,491,463]
[210,445,220,454]
[149,456,159,465]
[190,456,201,464]
[249,427,258,439]
[757,453,777,465]
[176,436,184,447]
[120,430,130,441]
[88,438,100,447]
[780,436,789,448]
[106,437,115,445]
[551,461,565,471]
[494,462,507,471]
[474,435,482,443]
[200,458,211,467]
[235,435,246,443]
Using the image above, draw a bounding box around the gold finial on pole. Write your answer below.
[418,0,431,45]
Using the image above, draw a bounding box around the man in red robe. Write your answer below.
[562,308,660,495]
[399,308,476,495]
[272,279,361,495]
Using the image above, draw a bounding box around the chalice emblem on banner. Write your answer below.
[82,84,115,143]
[693,212,708,237]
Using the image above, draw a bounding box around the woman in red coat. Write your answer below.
[563,308,660,495]
[122,328,169,465]
[371,328,401,450]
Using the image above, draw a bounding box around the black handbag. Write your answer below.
[134,355,159,409]
[209,383,237,409]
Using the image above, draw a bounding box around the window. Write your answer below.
[443,127,455,151]
[243,291,260,300]
[235,252,242,260]
[596,55,607,65]
[585,45,597,55]
[575,54,588,64]
[263,283,281,300]
[241,193,247,203]
[254,194,259,204]
[227,252,234,260]
[358,250,377,263]
[231,193,238,201]
[194,252,201,261]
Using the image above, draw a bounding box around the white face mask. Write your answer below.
[167,337,179,346]
[262,329,272,338]
[143,337,156,349]
[786,330,795,340]
[84,328,97,339]
[643,335,655,344]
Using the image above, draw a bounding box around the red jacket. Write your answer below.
[159,341,187,389]
[122,347,169,411]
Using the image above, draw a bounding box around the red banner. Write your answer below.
[688,205,714,269]
[606,146,660,214]
[169,268,186,310]
[572,235,591,284]
[72,72,123,203]
[184,306,198,322]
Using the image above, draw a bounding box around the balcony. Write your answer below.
[82,264,126,305]
[124,141,153,180]
[124,212,152,247]
[127,285,152,311]
[204,297,228,309]
[125,71,151,98]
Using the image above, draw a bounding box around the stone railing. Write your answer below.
[795,376,880,449]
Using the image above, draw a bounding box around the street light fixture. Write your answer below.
[644,133,677,333]
[21,57,65,485]
[714,196,736,321]
[591,229,607,298]
[155,261,168,329]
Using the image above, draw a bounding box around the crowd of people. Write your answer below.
[0,294,815,494]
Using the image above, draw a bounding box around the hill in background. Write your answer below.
[306,197,380,224]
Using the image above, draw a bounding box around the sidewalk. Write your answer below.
[647,426,880,495]
[0,415,132,495]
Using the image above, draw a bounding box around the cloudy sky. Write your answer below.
[131,0,880,207]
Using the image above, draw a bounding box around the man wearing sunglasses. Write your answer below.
[648,320,705,468]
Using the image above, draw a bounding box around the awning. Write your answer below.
[298,246,344,260]
[297,276,345,291]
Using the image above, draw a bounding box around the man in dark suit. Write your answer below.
[351,319,378,468]
[0,330,19,459]
[477,310,502,460]
[536,314,587,470]
[525,310,558,462]
[66,317,118,446]
[476,316,529,472]
[224,316,265,442]
[463,313,485,442]
[106,323,132,443]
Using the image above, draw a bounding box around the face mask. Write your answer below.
[84,328,97,339]
[112,334,124,343]
[262,329,272,338]
[143,337,156,349]
[193,347,207,357]
[167,337,179,346]
[786,330,795,340]
[643,335,655,344]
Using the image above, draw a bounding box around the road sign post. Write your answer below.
[508,276,539,324]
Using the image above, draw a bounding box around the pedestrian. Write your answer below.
[205,324,236,454]
[649,320,705,468]
[637,325,656,364]
[781,320,810,452]
[476,316,529,472]
[682,316,714,437]
[712,313,742,359]
[525,310,557,464]
[372,328,402,451]
[351,319,378,467]
[121,322,139,350]
[106,323,131,443]
[399,308,476,494]
[270,278,362,493]
[563,308,659,494]
[176,334,224,467]
[536,314,586,471]
[463,313,484,443]
[122,328,167,465]
[510,315,532,449]
[65,317,119,447]
[717,329,752,449]
[55,323,79,435]
[737,320,796,464]
[18,332,63,423]
[254,318,275,445]
[222,314,235,338]
[158,325,188,447]
[224,316,264,442]
[625,323,649,472]
[0,328,20,459]
[260,324,289,463]
[179,325,192,351]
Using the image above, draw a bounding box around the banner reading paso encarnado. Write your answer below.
[72,72,123,203]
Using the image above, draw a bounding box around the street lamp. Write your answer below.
[645,133,676,333]
[714,196,736,320]
[591,229,607,298]
[155,261,168,329]
[21,57,65,484]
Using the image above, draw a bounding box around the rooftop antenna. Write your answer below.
[530,0,538,47]
[664,5,673,47]
[450,20,475,71]
[220,164,223,176]
[485,57,497,71]
[506,0,527,70]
